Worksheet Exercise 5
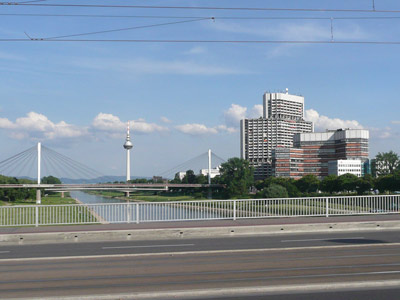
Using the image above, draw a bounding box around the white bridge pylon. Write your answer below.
[36,142,41,204]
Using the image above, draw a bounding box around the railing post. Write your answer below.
[35,206,39,227]
[136,203,140,224]
[233,200,237,221]
[127,202,131,224]
[325,197,329,218]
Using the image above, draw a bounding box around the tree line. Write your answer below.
[168,151,400,199]
[0,175,61,202]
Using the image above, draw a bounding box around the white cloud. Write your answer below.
[305,109,364,131]
[249,104,263,118]
[216,125,237,134]
[92,113,125,132]
[0,112,88,140]
[160,116,172,124]
[224,104,263,128]
[175,123,218,136]
[73,57,244,76]
[132,119,168,134]
[0,117,14,129]
[391,121,400,125]
[0,112,169,141]
[369,126,398,140]
[183,46,207,55]
[212,21,370,41]
[91,113,168,135]
[211,21,370,58]
[224,104,247,128]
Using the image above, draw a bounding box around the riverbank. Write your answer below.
[87,190,198,202]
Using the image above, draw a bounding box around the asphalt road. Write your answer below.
[1,230,400,299]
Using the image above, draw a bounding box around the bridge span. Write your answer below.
[0,183,225,191]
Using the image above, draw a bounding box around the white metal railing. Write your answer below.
[0,195,399,227]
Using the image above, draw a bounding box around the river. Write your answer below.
[69,191,225,223]
[70,191,124,204]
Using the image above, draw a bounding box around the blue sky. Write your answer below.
[0,0,400,178]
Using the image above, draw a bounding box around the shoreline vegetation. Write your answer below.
[0,193,77,206]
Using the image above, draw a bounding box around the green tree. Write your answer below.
[218,157,254,198]
[264,177,300,197]
[374,151,400,176]
[375,171,400,193]
[182,170,196,184]
[337,173,359,192]
[41,176,61,184]
[195,174,208,184]
[261,183,288,198]
[295,175,319,194]
[320,175,339,194]
[356,174,374,195]
[170,173,182,184]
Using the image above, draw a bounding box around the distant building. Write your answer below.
[177,172,186,180]
[200,167,220,179]
[152,176,167,183]
[328,160,363,177]
[240,90,313,179]
[272,128,370,179]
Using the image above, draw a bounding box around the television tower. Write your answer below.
[123,121,133,182]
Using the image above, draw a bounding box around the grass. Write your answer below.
[0,194,77,206]
[0,194,98,227]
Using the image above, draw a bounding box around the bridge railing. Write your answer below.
[0,195,399,227]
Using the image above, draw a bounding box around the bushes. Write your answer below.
[259,184,288,198]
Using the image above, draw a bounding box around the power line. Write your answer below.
[2,3,400,13]
[3,13,400,20]
[1,38,400,44]
[40,17,212,40]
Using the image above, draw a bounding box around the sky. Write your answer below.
[0,0,400,178]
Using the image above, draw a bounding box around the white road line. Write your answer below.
[0,251,10,254]
[102,243,195,250]
[1,242,400,263]
[14,279,400,300]
[281,237,365,243]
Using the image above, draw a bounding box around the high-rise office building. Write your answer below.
[240,91,313,179]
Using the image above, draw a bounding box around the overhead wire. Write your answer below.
[1,39,400,44]
[2,3,400,13]
[3,13,400,20]
[41,17,213,39]
[158,152,209,177]
[25,150,37,179]
[42,149,64,178]
[6,148,36,177]
[0,146,36,174]
[42,146,103,179]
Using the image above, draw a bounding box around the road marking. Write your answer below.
[102,243,195,250]
[13,279,400,300]
[0,251,10,254]
[281,237,365,242]
[1,242,400,263]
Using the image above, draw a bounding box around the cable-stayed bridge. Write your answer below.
[0,143,226,202]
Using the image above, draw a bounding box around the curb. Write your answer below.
[1,220,400,245]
